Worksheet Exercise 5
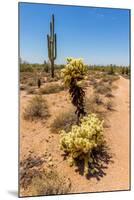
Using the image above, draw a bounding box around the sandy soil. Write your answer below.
[20,76,130,195]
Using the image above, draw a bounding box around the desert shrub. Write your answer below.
[20,154,71,196]
[27,79,36,87]
[108,66,114,75]
[27,88,37,95]
[105,100,114,111]
[60,114,105,176]
[105,92,114,98]
[20,72,34,84]
[92,94,103,105]
[61,58,88,124]
[20,85,27,91]
[94,73,104,79]
[51,109,77,133]
[39,83,65,94]
[94,83,111,95]
[101,76,109,83]
[20,154,46,189]
[23,95,49,120]
[29,169,71,196]
[20,64,34,72]
[101,75,119,84]
[121,67,125,75]
[88,78,97,86]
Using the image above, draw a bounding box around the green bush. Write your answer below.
[23,95,49,121]
[60,114,105,176]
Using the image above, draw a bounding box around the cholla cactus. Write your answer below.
[60,114,104,176]
[61,58,88,124]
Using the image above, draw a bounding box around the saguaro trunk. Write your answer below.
[47,14,57,78]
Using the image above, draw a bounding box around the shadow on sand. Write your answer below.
[75,145,114,181]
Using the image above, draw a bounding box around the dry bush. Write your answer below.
[39,83,65,95]
[101,76,109,83]
[20,154,46,189]
[20,154,71,196]
[20,72,34,84]
[92,94,103,105]
[85,97,109,128]
[94,73,104,79]
[23,95,49,121]
[94,83,112,95]
[20,84,27,91]
[51,109,77,133]
[105,100,114,111]
[47,76,59,82]
[89,78,97,87]
[100,74,120,84]
[105,92,114,98]
[27,88,37,95]
[29,169,71,196]
[27,79,36,87]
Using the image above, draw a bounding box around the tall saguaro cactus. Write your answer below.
[47,14,57,78]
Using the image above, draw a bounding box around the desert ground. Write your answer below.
[19,70,130,197]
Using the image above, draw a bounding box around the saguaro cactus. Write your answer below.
[47,14,57,78]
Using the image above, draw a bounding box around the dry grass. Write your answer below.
[105,92,114,98]
[28,169,71,196]
[51,109,77,133]
[94,83,112,95]
[20,84,27,91]
[23,95,49,121]
[39,83,65,95]
[26,88,37,95]
[20,154,71,196]
[92,94,103,105]
[105,100,114,111]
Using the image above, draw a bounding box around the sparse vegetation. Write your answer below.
[29,169,71,196]
[92,94,103,105]
[105,92,114,98]
[39,83,65,95]
[20,56,129,196]
[20,154,71,196]
[27,88,37,95]
[23,95,49,121]
[105,100,114,111]
[94,83,111,95]
[51,109,77,133]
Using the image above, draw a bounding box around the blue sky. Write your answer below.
[19,3,130,66]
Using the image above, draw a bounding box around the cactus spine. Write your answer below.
[47,14,57,78]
